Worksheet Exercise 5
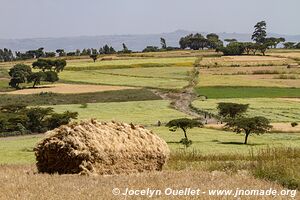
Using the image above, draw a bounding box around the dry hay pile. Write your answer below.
[34,120,169,175]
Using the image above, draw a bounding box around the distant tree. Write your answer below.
[142,46,160,52]
[265,37,285,48]
[66,52,76,56]
[121,43,132,53]
[27,72,46,88]
[25,107,54,132]
[225,116,272,144]
[283,42,296,49]
[44,71,59,83]
[45,111,78,130]
[90,54,98,62]
[166,118,203,147]
[56,49,66,57]
[295,42,300,49]
[103,45,110,54]
[160,37,167,49]
[217,102,249,119]
[243,42,256,55]
[0,48,14,62]
[44,52,56,58]
[75,49,81,56]
[32,59,66,72]
[206,33,223,49]
[190,33,208,50]
[224,39,237,43]
[217,42,245,56]
[252,21,267,44]
[86,48,92,56]
[29,59,66,87]
[109,46,116,54]
[179,34,193,49]
[8,64,32,89]
[101,45,116,54]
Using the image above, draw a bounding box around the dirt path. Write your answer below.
[153,58,218,123]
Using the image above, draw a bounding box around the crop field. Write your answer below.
[196,86,300,98]
[200,55,292,67]
[60,70,189,89]
[50,100,189,126]
[192,98,300,122]
[65,57,196,70]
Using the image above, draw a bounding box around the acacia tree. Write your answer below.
[166,118,203,147]
[8,64,32,89]
[217,102,249,119]
[29,59,66,87]
[225,116,272,144]
[90,54,98,62]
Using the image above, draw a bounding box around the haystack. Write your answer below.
[34,120,170,175]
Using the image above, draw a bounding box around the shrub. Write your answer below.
[217,42,245,56]
[291,122,298,127]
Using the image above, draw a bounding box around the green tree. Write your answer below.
[217,42,245,56]
[27,72,46,88]
[90,54,98,62]
[217,102,249,119]
[56,49,66,57]
[166,118,203,147]
[225,116,272,144]
[45,111,78,130]
[283,42,296,49]
[160,37,167,49]
[224,39,237,43]
[207,33,223,49]
[121,43,132,53]
[8,64,32,89]
[252,21,267,44]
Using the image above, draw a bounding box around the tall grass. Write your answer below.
[252,147,300,190]
[167,147,300,190]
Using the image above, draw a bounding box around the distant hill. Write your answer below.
[0,30,300,52]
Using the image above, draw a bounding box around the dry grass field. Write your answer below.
[0,165,288,200]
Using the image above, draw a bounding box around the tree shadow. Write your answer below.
[218,141,266,146]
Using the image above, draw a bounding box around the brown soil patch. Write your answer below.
[278,98,300,102]
[0,84,133,94]
[224,56,286,61]
[271,123,300,132]
[206,123,300,133]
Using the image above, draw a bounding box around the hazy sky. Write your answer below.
[1,0,300,39]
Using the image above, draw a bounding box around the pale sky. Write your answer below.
[1,0,299,39]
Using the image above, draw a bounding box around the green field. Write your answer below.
[50,100,189,126]
[0,89,160,106]
[60,70,188,89]
[196,86,300,98]
[65,57,195,70]
[192,98,300,122]
[1,126,299,164]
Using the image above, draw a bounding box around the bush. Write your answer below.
[217,42,245,56]
[291,122,298,127]
[0,104,78,137]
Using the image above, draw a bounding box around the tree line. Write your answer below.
[1,20,300,62]
[0,104,77,137]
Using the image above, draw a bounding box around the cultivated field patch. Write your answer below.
[192,98,300,122]
[0,84,133,94]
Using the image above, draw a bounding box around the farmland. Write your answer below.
[0,49,299,199]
